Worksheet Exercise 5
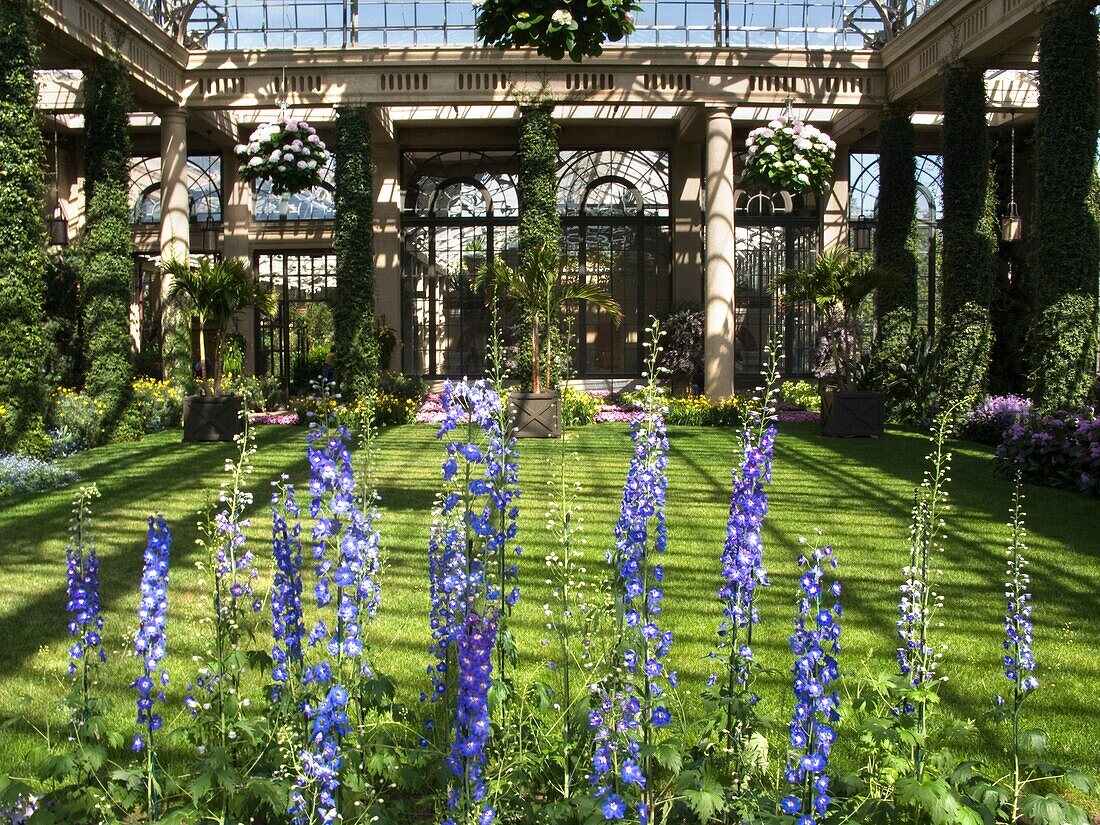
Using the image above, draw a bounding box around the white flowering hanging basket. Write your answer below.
[473,0,641,62]
[743,114,836,196]
[235,115,330,196]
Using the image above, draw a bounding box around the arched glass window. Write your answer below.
[401,150,519,377]
[848,151,945,334]
[849,152,943,222]
[559,150,672,377]
[127,155,223,225]
[252,153,336,221]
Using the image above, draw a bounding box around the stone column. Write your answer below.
[821,142,849,251]
[222,143,257,372]
[373,130,402,371]
[704,107,737,400]
[159,109,190,265]
[671,126,704,308]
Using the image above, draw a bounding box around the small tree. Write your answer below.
[476,242,623,392]
[777,247,891,392]
[163,258,275,396]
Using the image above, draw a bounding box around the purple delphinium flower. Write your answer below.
[272,478,306,693]
[427,507,467,701]
[590,342,672,824]
[1003,482,1037,698]
[65,486,105,680]
[445,610,498,825]
[133,515,171,752]
[715,422,776,688]
[289,683,351,825]
[781,540,841,825]
[307,417,382,675]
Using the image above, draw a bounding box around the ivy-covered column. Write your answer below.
[333,107,377,398]
[936,65,997,414]
[869,104,918,402]
[518,104,561,266]
[1030,0,1100,410]
[0,0,49,452]
[81,52,136,432]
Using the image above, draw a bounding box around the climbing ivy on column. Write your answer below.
[518,105,561,267]
[81,52,135,434]
[0,0,49,453]
[936,64,997,415]
[869,103,919,404]
[333,107,378,398]
[1029,0,1100,411]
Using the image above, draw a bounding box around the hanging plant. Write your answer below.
[473,0,641,62]
[742,114,836,196]
[235,115,330,196]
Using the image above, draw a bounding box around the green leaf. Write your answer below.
[651,742,683,774]
[681,770,726,824]
[1017,727,1048,755]
[1020,793,1089,825]
[1064,769,1096,794]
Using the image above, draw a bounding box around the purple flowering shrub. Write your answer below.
[995,407,1100,496]
[959,394,1033,445]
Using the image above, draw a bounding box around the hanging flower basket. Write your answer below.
[473,0,641,62]
[235,116,330,196]
[742,114,836,196]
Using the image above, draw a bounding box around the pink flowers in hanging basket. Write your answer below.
[743,114,836,196]
[236,115,330,196]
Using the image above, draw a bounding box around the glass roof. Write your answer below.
[181,0,880,51]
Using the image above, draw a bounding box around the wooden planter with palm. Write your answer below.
[476,243,622,438]
[163,257,276,443]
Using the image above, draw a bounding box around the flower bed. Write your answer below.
[0,453,78,498]
[995,407,1100,496]
[960,394,1033,446]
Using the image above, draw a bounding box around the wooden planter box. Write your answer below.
[820,390,884,438]
[508,391,561,438]
[183,395,244,443]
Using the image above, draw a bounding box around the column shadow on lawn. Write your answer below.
[0,427,309,678]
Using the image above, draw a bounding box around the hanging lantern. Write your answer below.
[1001,114,1023,243]
[201,212,218,253]
[852,215,874,252]
[48,205,69,247]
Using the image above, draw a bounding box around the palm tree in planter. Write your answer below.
[776,246,892,437]
[163,257,276,442]
[476,242,623,437]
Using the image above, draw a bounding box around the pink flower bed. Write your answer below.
[594,403,643,424]
[250,411,300,426]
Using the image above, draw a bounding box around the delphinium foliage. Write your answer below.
[0,0,49,454]
[780,536,841,825]
[895,410,954,765]
[704,334,782,813]
[66,485,105,719]
[133,515,172,822]
[428,378,521,825]
[983,477,1094,825]
[540,440,615,812]
[588,320,673,824]
[184,419,266,822]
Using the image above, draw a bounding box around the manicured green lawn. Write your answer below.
[1,421,1098,806]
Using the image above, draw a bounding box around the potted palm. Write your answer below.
[476,242,622,437]
[776,246,891,437]
[163,257,276,442]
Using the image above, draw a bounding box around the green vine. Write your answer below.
[936,65,997,416]
[80,52,135,434]
[869,103,919,404]
[333,107,378,398]
[1029,0,1100,411]
[519,105,561,271]
[0,0,49,453]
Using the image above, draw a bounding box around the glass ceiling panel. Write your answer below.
[186,0,874,50]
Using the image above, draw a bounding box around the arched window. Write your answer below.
[559,150,672,377]
[252,153,336,221]
[849,152,943,223]
[127,155,223,225]
[401,150,519,377]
